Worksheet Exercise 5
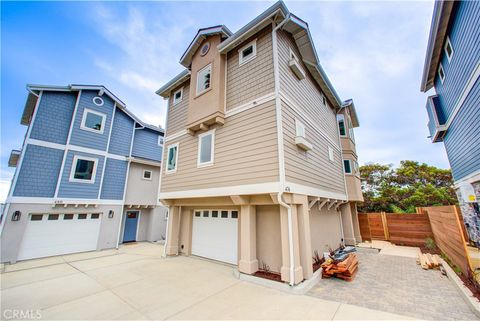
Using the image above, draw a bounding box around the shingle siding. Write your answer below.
[13,145,64,197]
[57,150,104,199]
[100,158,128,200]
[132,128,162,161]
[109,108,134,156]
[69,90,114,151]
[29,92,77,144]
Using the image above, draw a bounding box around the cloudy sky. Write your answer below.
[1,1,448,202]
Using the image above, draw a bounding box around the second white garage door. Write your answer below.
[17,213,102,261]
[191,209,238,265]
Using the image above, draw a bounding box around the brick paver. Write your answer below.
[308,249,478,321]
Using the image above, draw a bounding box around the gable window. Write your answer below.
[343,160,352,174]
[337,114,346,136]
[328,146,334,162]
[166,143,179,174]
[143,170,152,180]
[295,119,306,138]
[69,156,98,183]
[173,87,183,105]
[444,36,453,62]
[438,63,445,84]
[239,39,257,65]
[198,129,215,167]
[81,109,106,134]
[92,96,104,106]
[196,64,212,95]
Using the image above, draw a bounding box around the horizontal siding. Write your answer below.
[132,128,162,162]
[100,158,128,200]
[30,91,77,145]
[283,102,346,195]
[435,1,480,117]
[109,108,134,156]
[13,145,64,197]
[166,82,189,136]
[161,100,279,192]
[226,25,275,110]
[69,90,114,151]
[444,77,480,181]
[57,150,104,199]
[278,30,338,143]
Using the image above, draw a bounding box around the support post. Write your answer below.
[238,205,258,274]
[165,206,181,255]
[297,198,313,279]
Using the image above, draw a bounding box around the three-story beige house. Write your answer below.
[156,1,363,285]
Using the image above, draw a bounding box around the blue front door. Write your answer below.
[123,211,139,243]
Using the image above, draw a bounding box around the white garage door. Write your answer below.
[191,209,238,265]
[17,213,102,261]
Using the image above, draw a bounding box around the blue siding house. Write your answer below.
[0,84,167,263]
[421,0,480,245]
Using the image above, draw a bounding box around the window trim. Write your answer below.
[166,143,179,174]
[444,36,454,62]
[438,63,445,84]
[196,63,212,96]
[80,108,107,134]
[69,155,98,184]
[172,87,183,105]
[197,129,215,168]
[92,96,104,106]
[238,39,257,66]
[337,114,346,137]
[328,146,334,162]
[343,159,352,175]
[143,170,153,180]
[295,118,306,138]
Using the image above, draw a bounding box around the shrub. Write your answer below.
[425,237,436,250]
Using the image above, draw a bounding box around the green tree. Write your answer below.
[358,160,457,213]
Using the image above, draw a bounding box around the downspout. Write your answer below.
[272,14,295,286]
[162,205,170,258]
[336,107,349,247]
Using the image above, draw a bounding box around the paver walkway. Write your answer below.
[308,248,478,321]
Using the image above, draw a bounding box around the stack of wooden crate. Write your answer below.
[418,253,441,269]
[321,253,359,281]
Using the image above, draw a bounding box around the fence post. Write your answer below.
[453,205,474,271]
[381,211,389,241]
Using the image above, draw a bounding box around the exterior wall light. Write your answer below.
[108,210,114,218]
[12,211,21,221]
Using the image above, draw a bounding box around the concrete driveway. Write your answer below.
[1,242,418,320]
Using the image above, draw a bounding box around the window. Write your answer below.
[438,63,445,83]
[64,214,74,220]
[173,88,183,105]
[91,213,100,219]
[158,136,164,146]
[231,211,238,219]
[239,39,257,65]
[295,119,306,138]
[221,211,228,218]
[203,210,209,217]
[92,96,104,106]
[328,146,334,162]
[195,211,201,217]
[31,214,43,221]
[322,96,326,106]
[344,160,352,174]
[48,214,59,220]
[69,156,98,183]
[78,214,87,220]
[81,109,106,134]
[444,36,453,62]
[166,143,179,173]
[198,130,215,167]
[196,64,212,95]
[353,161,359,176]
[337,114,346,136]
[212,210,218,218]
[143,170,152,180]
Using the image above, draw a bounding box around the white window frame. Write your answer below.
[197,129,215,168]
[172,87,183,105]
[143,170,152,180]
[289,48,299,62]
[196,63,212,96]
[295,118,306,138]
[328,146,334,162]
[166,143,179,174]
[238,39,257,66]
[158,135,164,146]
[80,108,106,134]
[337,114,346,137]
[343,159,352,175]
[444,36,454,63]
[69,155,98,184]
[438,63,445,84]
[92,96,104,106]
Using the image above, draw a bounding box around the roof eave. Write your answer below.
[341,99,360,128]
[155,70,191,98]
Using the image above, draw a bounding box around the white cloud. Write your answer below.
[0,180,11,204]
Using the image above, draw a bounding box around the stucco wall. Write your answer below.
[256,205,282,273]
[125,162,160,206]
[309,206,343,254]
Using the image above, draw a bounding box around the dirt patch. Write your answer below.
[254,270,282,283]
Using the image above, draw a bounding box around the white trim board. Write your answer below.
[285,182,347,201]
[454,170,480,188]
[6,197,124,205]
[159,182,281,199]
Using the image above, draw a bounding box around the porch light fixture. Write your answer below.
[108,210,114,218]
[12,211,21,221]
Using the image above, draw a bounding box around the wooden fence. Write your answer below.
[359,206,472,276]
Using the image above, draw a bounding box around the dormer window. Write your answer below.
[196,64,211,95]
[173,87,183,105]
[444,36,453,62]
[239,39,257,65]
